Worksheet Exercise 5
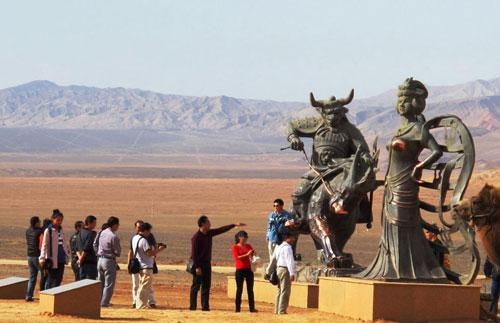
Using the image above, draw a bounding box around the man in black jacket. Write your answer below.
[189,215,245,311]
[76,215,98,279]
[69,220,84,280]
[25,216,42,301]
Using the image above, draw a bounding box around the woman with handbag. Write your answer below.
[231,230,257,313]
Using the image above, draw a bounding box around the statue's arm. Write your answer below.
[286,117,321,151]
[286,117,321,142]
[413,123,443,180]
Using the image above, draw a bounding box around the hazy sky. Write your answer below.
[2,1,500,101]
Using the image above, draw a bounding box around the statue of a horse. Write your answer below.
[291,146,378,268]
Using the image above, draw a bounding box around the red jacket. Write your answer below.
[232,243,253,270]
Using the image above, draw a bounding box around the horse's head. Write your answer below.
[329,148,376,215]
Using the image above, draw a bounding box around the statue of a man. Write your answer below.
[287,89,372,219]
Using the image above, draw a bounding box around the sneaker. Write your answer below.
[202,308,210,311]
[25,298,34,302]
[149,304,156,308]
[250,309,258,313]
[131,303,136,309]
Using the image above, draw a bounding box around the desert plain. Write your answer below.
[0,165,498,322]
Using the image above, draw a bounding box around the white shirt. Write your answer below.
[131,234,154,269]
[274,241,296,276]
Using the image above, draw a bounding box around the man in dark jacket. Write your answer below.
[189,215,245,311]
[69,220,83,280]
[76,215,98,280]
[25,216,42,301]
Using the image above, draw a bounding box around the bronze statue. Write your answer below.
[286,89,377,267]
[357,78,449,282]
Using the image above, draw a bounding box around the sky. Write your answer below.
[1,1,500,101]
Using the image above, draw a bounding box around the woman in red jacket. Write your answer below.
[232,230,257,313]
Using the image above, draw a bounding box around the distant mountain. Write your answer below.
[0,78,499,169]
[0,80,311,134]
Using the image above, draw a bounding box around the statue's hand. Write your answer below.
[411,167,423,183]
[290,138,304,151]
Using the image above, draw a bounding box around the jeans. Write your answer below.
[47,263,65,289]
[26,256,40,299]
[189,262,211,310]
[235,268,255,311]
[97,258,117,306]
[491,275,500,314]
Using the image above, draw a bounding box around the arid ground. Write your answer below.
[0,168,498,322]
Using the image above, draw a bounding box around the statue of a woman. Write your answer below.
[357,78,448,282]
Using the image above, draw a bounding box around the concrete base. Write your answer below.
[227,276,318,308]
[40,279,101,319]
[318,277,480,322]
[0,277,29,299]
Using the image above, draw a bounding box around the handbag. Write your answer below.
[186,258,195,273]
[269,269,279,285]
[127,236,143,274]
[128,258,141,274]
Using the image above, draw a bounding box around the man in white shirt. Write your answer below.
[128,220,159,308]
[273,231,296,315]
[131,222,166,309]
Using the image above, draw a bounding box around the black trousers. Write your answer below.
[189,262,211,310]
[235,268,255,311]
[47,263,65,289]
[79,262,98,280]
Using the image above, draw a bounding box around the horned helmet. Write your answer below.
[310,89,354,127]
[396,77,428,116]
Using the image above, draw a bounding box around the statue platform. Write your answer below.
[0,276,29,299]
[318,277,480,322]
[40,279,101,318]
[227,276,319,308]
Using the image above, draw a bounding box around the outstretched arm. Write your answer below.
[211,223,245,236]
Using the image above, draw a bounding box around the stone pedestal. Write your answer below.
[227,276,319,308]
[0,277,29,299]
[39,279,101,319]
[318,277,480,322]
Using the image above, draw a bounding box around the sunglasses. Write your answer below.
[273,204,281,207]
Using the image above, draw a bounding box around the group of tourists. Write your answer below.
[25,210,125,307]
[24,199,296,315]
[189,200,296,315]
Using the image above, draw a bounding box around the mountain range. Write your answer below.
[0,78,498,170]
